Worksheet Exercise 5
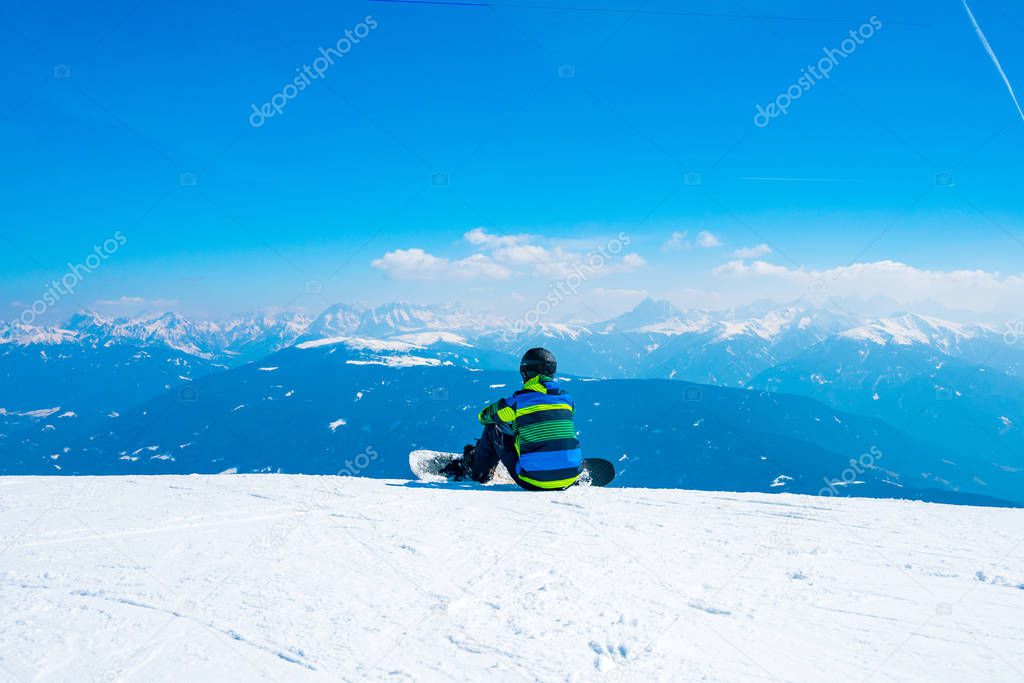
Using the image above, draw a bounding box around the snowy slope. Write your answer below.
[2,476,1022,682]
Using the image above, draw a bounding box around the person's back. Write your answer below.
[455,348,583,490]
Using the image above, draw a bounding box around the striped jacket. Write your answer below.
[478,375,583,489]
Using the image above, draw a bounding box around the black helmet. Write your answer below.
[520,347,556,379]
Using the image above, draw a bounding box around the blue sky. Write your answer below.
[1,0,1023,323]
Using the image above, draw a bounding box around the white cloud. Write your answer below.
[621,253,646,269]
[463,227,530,249]
[465,229,578,276]
[493,244,574,269]
[521,246,645,278]
[714,259,790,277]
[732,243,772,258]
[94,296,179,307]
[371,248,511,281]
[713,258,1024,312]
[662,231,690,252]
[592,287,648,298]
[696,231,723,248]
[375,228,646,282]
[100,296,145,304]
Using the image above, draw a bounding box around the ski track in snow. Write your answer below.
[1,475,1022,682]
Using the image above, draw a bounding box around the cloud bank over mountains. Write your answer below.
[372,228,646,281]
[362,226,1023,317]
[714,258,1024,313]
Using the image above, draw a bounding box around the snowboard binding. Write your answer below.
[437,444,476,481]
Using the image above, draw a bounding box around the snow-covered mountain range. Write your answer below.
[3,299,1015,379]
[1,311,312,362]
[300,302,500,340]
[3,299,1022,504]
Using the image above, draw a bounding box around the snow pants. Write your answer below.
[471,424,545,491]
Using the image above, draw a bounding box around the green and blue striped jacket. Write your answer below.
[478,375,583,489]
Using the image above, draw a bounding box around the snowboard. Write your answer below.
[409,449,615,487]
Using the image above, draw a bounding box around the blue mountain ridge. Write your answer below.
[5,340,1017,507]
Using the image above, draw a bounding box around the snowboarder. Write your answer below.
[442,347,583,490]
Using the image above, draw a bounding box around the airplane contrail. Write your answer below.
[961,0,1024,123]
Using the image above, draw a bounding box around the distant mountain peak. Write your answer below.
[839,313,984,349]
[604,298,705,334]
[632,297,681,315]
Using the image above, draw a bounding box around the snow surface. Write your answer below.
[1,476,1022,682]
[13,407,61,419]
[389,331,471,347]
[295,336,419,352]
[345,356,448,368]
[839,314,988,349]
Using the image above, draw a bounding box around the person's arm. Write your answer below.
[478,397,516,427]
